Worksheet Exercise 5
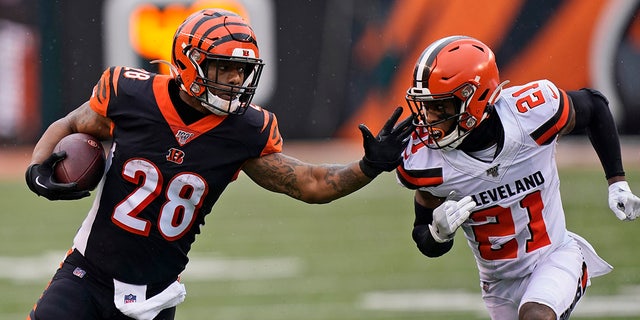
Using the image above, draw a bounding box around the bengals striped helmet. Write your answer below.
[172,9,264,115]
[406,36,504,150]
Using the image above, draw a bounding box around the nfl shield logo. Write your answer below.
[486,164,500,177]
[72,267,86,278]
[124,294,137,304]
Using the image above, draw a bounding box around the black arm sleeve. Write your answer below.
[567,88,625,179]
[412,199,453,257]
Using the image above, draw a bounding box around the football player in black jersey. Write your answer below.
[24,9,414,320]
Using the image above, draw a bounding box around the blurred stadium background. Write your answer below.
[1,0,640,319]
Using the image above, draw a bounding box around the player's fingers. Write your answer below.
[446,190,456,201]
[458,196,475,206]
[48,178,79,190]
[42,151,67,168]
[460,200,477,213]
[58,191,90,200]
[395,115,414,131]
[381,107,403,134]
[392,116,415,141]
[612,207,627,220]
[358,124,374,141]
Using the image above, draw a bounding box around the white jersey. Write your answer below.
[398,79,574,281]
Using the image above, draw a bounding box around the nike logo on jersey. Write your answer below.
[548,84,558,99]
[471,171,545,205]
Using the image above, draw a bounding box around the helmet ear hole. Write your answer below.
[477,89,489,101]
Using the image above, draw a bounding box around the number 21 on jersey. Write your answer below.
[513,82,547,113]
[469,190,551,260]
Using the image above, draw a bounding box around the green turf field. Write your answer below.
[1,168,638,320]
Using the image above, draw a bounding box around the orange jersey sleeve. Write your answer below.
[89,67,122,117]
[259,108,283,156]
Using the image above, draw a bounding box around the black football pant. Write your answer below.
[28,251,176,320]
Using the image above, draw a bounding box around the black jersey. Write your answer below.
[73,66,282,285]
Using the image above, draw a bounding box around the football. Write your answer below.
[53,133,106,191]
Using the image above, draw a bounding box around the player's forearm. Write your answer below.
[244,154,373,204]
[31,103,112,165]
[568,89,625,180]
[585,106,625,180]
[607,175,626,186]
[412,225,453,257]
[30,118,75,165]
[413,199,454,257]
[270,161,371,204]
[301,161,371,203]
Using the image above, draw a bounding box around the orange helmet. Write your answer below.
[172,9,264,115]
[406,36,504,150]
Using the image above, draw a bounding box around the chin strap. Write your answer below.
[487,80,510,105]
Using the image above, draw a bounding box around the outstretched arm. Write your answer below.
[566,89,640,220]
[242,107,414,203]
[242,152,368,203]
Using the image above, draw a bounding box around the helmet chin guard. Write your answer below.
[201,92,241,116]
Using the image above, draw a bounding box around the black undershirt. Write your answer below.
[458,108,504,156]
[168,80,208,125]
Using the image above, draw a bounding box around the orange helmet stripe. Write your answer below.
[176,10,257,55]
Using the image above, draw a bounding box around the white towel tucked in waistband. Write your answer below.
[114,279,186,320]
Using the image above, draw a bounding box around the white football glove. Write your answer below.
[429,192,477,243]
[608,181,640,221]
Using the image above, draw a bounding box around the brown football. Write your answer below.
[53,133,106,191]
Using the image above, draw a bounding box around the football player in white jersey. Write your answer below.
[397,35,640,320]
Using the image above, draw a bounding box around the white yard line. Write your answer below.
[360,288,640,317]
[0,252,301,282]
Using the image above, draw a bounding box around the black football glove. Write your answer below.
[358,107,415,178]
[25,151,90,201]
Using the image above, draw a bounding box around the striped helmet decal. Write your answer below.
[413,35,470,88]
[173,9,257,56]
